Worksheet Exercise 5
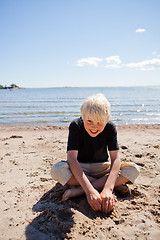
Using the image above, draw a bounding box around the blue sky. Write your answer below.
[0,0,160,88]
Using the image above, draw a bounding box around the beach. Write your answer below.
[0,124,160,240]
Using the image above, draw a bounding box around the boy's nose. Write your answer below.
[91,124,98,129]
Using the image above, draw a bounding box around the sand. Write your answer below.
[0,124,160,240]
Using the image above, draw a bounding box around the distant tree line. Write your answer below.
[0,83,20,89]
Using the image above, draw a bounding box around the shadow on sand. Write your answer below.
[25,183,134,240]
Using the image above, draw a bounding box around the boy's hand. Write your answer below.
[86,189,102,212]
[100,189,114,213]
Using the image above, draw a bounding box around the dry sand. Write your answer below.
[0,124,160,240]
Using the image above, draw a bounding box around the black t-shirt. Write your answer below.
[67,117,119,163]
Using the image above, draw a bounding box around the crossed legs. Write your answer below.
[62,174,129,201]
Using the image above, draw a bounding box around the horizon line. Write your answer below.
[19,85,160,89]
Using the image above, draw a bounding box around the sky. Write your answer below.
[0,0,160,88]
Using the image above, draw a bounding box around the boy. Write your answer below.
[51,94,140,213]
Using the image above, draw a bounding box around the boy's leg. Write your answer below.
[66,174,96,186]
[62,173,129,201]
[62,174,99,201]
[120,162,140,184]
[51,161,139,200]
[62,161,140,200]
[51,161,97,186]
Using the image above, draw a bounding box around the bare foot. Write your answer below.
[62,189,73,201]
[114,184,130,195]
[62,187,84,201]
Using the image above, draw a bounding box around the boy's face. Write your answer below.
[83,118,106,137]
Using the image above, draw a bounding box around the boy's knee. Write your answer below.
[51,162,60,179]
[130,162,140,178]
[51,161,72,186]
[120,162,140,183]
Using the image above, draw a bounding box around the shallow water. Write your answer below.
[0,86,160,126]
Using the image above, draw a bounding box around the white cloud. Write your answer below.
[105,56,121,64]
[76,57,103,67]
[126,58,160,70]
[136,28,146,33]
[105,56,122,68]
[76,56,160,71]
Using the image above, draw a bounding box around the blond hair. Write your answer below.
[81,93,111,124]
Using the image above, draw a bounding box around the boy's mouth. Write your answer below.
[89,129,99,135]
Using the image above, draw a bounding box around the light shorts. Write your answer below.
[51,160,140,186]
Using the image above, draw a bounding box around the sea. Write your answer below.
[0,87,160,126]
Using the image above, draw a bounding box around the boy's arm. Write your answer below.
[67,150,102,211]
[103,150,120,191]
[100,150,120,212]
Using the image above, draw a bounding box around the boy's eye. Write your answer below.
[87,120,92,123]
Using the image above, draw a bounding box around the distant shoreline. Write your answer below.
[0,84,24,90]
[0,87,25,90]
[1,86,160,89]
[16,85,160,89]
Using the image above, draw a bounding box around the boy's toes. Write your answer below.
[62,189,71,201]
